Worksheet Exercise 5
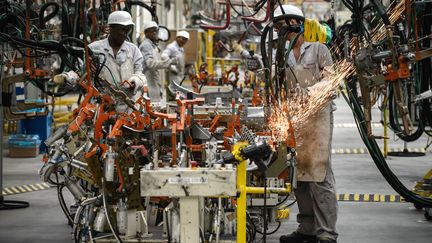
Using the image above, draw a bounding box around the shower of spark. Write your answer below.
[371,0,405,41]
[268,60,355,144]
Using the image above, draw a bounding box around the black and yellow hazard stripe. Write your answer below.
[1,183,407,204]
[334,123,383,128]
[1,183,51,196]
[337,193,404,202]
[331,147,426,155]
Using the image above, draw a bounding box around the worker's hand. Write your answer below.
[169,65,179,74]
[120,80,135,91]
[52,71,79,85]
[232,41,244,54]
[171,55,181,65]
[53,74,66,85]
[293,84,310,101]
[128,74,147,93]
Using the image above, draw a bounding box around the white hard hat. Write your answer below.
[176,31,190,39]
[274,5,304,19]
[107,11,134,26]
[143,21,158,31]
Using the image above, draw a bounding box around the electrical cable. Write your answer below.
[39,2,60,29]
[102,178,123,243]
[228,0,266,18]
[56,175,74,226]
[388,85,423,142]
[342,87,432,207]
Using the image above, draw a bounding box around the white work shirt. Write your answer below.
[139,38,172,102]
[162,41,186,83]
[89,37,145,112]
[162,41,183,59]
[89,37,143,85]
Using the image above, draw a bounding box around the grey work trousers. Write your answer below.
[294,165,339,241]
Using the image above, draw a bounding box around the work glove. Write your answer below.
[170,55,181,65]
[128,74,147,93]
[291,84,310,102]
[169,65,179,74]
[232,41,245,54]
[53,71,79,85]
[245,54,263,71]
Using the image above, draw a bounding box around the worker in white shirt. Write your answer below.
[139,21,180,103]
[54,11,147,112]
[162,30,190,84]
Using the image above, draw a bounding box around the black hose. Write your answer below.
[370,0,391,26]
[260,23,271,70]
[0,13,26,33]
[419,2,432,131]
[57,184,74,226]
[61,1,72,36]
[343,87,432,208]
[388,85,423,142]
[39,2,60,29]
[126,0,158,23]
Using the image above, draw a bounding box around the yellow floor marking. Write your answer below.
[354,194,360,201]
[35,184,46,190]
[23,185,33,192]
[16,186,27,193]
[10,187,20,194]
[4,188,14,194]
[29,184,39,190]
[364,194,370,201]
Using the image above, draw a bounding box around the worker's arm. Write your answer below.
[132,45,144,74]
[140,41,177,71]
[161,43,176,58]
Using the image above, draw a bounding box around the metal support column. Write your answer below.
[180,197,200,243]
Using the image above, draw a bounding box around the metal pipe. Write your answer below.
[215,197,222,243]
[246,185,291,194]
[200,0,231,30]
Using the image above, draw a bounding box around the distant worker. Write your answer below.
[274,5,338,243]
[162,30,190,83]
[139,21,179,103]
[54,11,146,112]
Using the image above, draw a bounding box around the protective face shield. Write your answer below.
[273,5,305,34]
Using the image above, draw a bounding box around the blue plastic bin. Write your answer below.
[8,134,41,157]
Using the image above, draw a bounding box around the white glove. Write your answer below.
[170,55,181,65]
[53,71,79,85]
[169,65,179,74]
[128,74,147,92]
[232,42,245,54]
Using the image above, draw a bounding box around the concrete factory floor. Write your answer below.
[0,97,431,243]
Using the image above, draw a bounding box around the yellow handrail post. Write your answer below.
[236,158,247,243]
[206,30,215,75]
